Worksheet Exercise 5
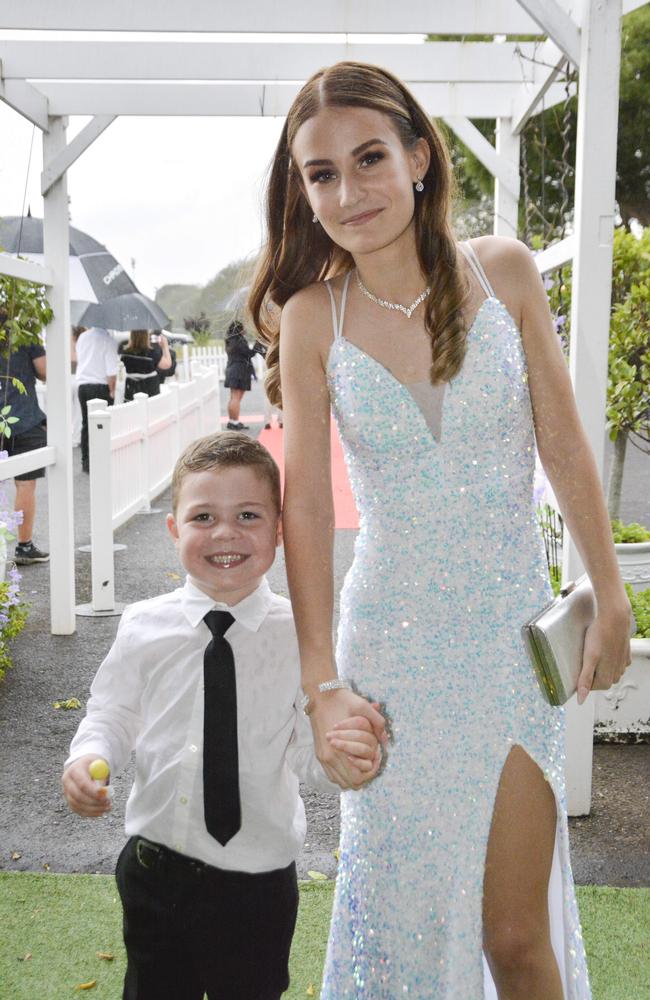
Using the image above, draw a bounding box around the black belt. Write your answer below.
[135,836,218,876]
[133,837,294,885]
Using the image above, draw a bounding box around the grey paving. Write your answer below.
[0,378,648,885]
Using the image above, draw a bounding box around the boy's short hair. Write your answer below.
[172,432,281,515]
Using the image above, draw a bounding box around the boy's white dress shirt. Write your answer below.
[67,577,337,873]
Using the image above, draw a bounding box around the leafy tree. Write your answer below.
[0,274,52,353]
[157,257,257,337]
[183,311,212,346]
[438,6,650,236]
[0,258,53,438]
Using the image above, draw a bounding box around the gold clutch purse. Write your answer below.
[521,575,635,706]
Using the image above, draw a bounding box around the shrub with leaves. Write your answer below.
[0,568,28,682]
[625,584,650,639]
[611,519,650,543]
[544,227,650,520]
[0,254,53,437]
[0,270,53,354]
[606,279,650,513]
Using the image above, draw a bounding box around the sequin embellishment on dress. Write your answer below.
[320,255,592,999]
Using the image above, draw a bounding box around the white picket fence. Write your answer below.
[180,345,227,382]
[81,369,220,615]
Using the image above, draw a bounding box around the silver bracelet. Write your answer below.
[301,679,351,715]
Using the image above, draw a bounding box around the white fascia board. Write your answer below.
[0,76,48,130]
[0,41,538,85]
[534,235,575,273]
[443,116,520,197]
[0,0,544,34]
[515,0,581,66]
[0,253,54,286]
[41,115,116,196]
[33,80,573,118]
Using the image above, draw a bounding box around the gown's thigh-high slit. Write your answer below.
[481,744,567,998]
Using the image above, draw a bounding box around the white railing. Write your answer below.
[81,369,221,614]
[0,447,56,483]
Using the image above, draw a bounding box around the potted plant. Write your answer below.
[594,585,650,738]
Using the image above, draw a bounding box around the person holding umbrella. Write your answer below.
[119,330,173,402]
[75,325,120,475]
[223,320,264,431]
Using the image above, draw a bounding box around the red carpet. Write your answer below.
[258,419,359,530]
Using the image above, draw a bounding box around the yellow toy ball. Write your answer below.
[89,759,110,782]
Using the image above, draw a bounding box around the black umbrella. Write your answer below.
[76,293,169,332]
[0,215,138,306]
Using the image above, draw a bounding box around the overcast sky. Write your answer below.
[0,101,285,298]
[0,31,424,299]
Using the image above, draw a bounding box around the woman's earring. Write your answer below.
[312,213,318,224]
[415,178,424,193]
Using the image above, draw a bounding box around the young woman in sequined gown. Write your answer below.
[249,63,632,1000]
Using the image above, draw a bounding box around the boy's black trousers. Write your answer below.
[116,836,299,1000]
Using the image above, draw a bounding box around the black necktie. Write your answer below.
[202,610,241,846]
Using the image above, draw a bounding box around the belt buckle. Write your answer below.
[136,838,162,870]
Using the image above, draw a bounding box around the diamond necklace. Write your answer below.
[356,270,430,320]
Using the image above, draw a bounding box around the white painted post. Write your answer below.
[198,374,208,436]
[86,405,118,613]
[563,0,622,817]
[181,343,190,382]
[494,117,520,237]
[42,115,76,633]
[168,382,182,460]
[133,392,152,513]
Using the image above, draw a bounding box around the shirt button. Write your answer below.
[180,796,188,805]
[189,745,198,753]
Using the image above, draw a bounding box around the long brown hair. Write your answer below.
[123,329,150,354]
[248,61,469,406]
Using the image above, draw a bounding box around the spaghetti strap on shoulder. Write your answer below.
[325,272,353,341]
[325,280,339,340]
[459,241,496,300]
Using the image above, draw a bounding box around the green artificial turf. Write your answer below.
[0,873,648,998]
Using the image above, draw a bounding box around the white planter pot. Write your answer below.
[615,540,650,593]
[594,637,650,737]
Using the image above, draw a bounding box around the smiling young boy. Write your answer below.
[62,432,380,1000]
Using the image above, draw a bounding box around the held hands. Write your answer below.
[309,687,388,790]
[577,604,633,705]
[62,754,112,818]
[326,714,383,780]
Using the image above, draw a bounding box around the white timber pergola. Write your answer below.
[0,0,646,813]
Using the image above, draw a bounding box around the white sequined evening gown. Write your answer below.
[320,244,591,999]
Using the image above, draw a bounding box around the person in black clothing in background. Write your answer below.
[119,329,173,402]
[1,342,49,564]
[152,330,177,385]
[223,320,265,430]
